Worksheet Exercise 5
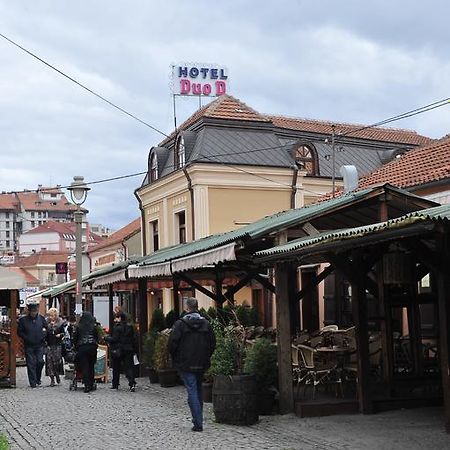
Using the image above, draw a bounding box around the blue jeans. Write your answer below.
[179,371,204,429]
[25,346,44,387]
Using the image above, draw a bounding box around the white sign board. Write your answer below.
[172,63,229,97]
[20,287,39,307]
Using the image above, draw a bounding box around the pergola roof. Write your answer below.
[255,203,450,264]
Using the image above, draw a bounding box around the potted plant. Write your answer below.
[150,308,166,332]
[243,338,278,414]
[154,331,178,387]
[142,330,159,383]
[164,309,179,329]
[210,319,259,425]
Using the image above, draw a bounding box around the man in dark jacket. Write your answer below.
[169,297,216,432]
[18,302,47,388]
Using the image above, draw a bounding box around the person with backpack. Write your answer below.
[106,312,137,391]
[168,297,216,432]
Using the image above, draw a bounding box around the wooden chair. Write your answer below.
[297,344,342,399]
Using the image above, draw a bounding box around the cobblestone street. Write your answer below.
[0,367,448,450]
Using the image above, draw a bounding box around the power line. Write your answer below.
[338,97,450,138]
[0,32,169,138]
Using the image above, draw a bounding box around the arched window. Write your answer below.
[175,135,186,169]
[150,152,158,182]
[294,144,317,175]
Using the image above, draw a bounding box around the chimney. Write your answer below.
[339,165,358,193]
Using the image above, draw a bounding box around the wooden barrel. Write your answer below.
[212,374,258,425]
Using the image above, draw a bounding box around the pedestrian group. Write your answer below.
[18,296,215,432]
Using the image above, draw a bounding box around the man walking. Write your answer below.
[169,297,216,432]
[18,302,47,388]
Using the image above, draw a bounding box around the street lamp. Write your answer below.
[67,176,90,322]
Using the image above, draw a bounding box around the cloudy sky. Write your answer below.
[1,1,449,230]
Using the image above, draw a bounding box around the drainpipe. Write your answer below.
[134,188,147,255]
[290,166,299,209]
[183,167,195,240]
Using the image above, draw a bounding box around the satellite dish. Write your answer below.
[339,165,358,193]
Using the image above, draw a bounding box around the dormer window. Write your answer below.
[175,135,186,169]
[294,144,317,175]
[150,152,159,182]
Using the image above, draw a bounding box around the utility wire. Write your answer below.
[0,32,169,138]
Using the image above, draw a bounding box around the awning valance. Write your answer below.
[171,242,236,273]
[92,269,127,288]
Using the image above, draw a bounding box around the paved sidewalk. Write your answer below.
[0,367,448,449]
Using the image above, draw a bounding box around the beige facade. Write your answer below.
[137,163,337,320]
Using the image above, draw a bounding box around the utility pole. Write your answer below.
[331,124,336,198]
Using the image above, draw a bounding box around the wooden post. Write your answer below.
[108,284,114,334]
[275,262,294,414]
[10,289,18,387]
[173,276,180,314]
[437,231,450,432]
[351,251,372,414]
[138,278,148,376]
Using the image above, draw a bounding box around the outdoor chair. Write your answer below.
[309,335,324,348]
[320,324,339,333]
[297,344,343,399]
[292,344,303,383]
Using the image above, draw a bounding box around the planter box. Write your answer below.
[202,382,213,403]
[157,368,178,387]
[212,374,259,425]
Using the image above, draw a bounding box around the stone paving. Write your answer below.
[0,367,449,450]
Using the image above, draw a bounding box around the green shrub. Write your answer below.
[142,330,158,368]
[150,308,165,332]
[0,434,9,450]
[165,310,179,329]
[154,333,172,370]
[206,306,217,321]
[244,338,278,390]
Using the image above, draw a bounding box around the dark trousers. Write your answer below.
[24,346,44,387]
[179,371,204,429]
[112,353,135,388]
[76,345,97,389]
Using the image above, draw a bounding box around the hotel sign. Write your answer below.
[172,64,228,97]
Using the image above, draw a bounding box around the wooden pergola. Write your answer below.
[256,204,450,430]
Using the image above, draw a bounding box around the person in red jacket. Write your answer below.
[168,297,216,432]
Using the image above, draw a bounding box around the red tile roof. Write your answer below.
[26,221,76,237]
[8,267,40,285]
[158,94,431,147]
[15,250,70,267]
[88,218,141,253]
[267,115,432,146]
[159,95,270,146]
[0,193,19,210]
[16,191,78,212]
[358,135,450,190]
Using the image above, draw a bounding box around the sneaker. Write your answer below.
[192,426,203,432]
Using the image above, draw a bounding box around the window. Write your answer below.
[6,231,10,238]
[150,220,159,252]
[5,222,9,229]
[5,212,9,219]
[51,193,57,198]
[31,221,35,228]
[38,212,42,218]
[176,211,186,244]
[5,240,10,248]
[294,144,317,175]
[150,152,158,182]
[175,135,186,169]
[31,212,35,218]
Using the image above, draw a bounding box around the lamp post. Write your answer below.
[67,176,90,322]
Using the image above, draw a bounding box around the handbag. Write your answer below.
[111,347,122,359]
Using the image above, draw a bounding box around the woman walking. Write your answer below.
[45,308,65,386]
[73,311,98,393]
[106,312,137,391]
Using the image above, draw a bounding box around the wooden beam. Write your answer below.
[224,272,255,300]
[177,272,218,302]
[295,264,334,302]
[351,251,373,414]
[108,284,114,334]
[253,273,276,294]
[275,262,295,414]
[137,277,148,376]
[436,231,450,432]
